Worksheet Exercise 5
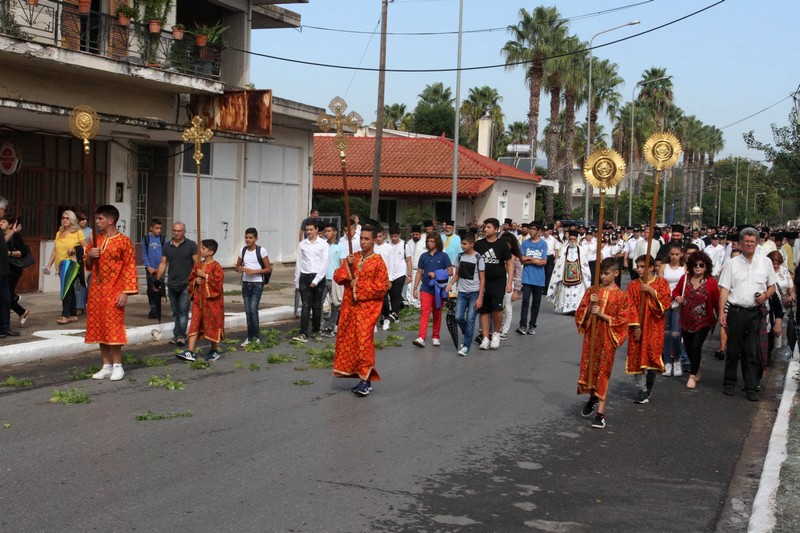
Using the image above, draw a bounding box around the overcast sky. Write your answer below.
[250,0,798,161]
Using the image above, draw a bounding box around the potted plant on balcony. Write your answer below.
[171,23,184,40]
[116,5,137,27]
[189,20,228,48]
[78,0,91,15]
[136,0,172,34]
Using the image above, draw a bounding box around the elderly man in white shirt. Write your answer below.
[718,226,778,401]
[294,221,330,342]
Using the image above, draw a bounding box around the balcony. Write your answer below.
[0,0,221,81]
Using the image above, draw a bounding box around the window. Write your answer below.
[378,199,397,224]
[182,143,211,175]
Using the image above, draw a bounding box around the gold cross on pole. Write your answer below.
[317,96,363,166]
[182,116,214,164]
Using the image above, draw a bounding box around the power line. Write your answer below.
[719,95,793,130]
[236,1,724,74]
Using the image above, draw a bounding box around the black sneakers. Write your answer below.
[352,380,370,397]
[581,398,597,417]
[176,350,196,362]
[592,413,606,429]
[633,389,651,404]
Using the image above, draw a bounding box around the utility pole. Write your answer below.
[450,0,463,224]
[370,0,390,220]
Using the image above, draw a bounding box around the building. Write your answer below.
[0,0,320,292]
[313,134,542,226]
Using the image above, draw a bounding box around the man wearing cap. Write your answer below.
[423,219,435,235]
[703,233,725,277]
[405,224,425,308]
[718,226,777,401]
[670,224,685,246]
[702,226,716,247]
[442,220,462,264]
[502,218,513,235]
[547,230,591,314]
[761,228,776,255]
[624,227,642,280]
[691,228,705,250]
[517,223,529,246]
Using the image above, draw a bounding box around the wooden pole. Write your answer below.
[586,190,606,389]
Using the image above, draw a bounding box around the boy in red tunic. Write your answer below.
[333,224,389,397]
[177,239,225,362]
[85,205,139,381]
[626,255,672,404]
[576,258,635,429]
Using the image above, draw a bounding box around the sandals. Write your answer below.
[68,316,78,323]
[56,316,69,324]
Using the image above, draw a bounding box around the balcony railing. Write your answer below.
[0,0,220,80]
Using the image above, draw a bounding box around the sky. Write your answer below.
[250,0,799,161]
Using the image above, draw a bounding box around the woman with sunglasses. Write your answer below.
[673,251,719,389]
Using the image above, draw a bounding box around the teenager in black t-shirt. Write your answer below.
[473,218,513,350]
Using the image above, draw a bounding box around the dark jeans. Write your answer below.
[545,256,555,290]
[168,285,190,339]
[682,327,710,376]
[8,267,25,317]
[383,276,405,319]
[242,281,264,341]
[61,282,76,318]
[519,284,544,329]
[146,274,162,318]
[298,273,325,336]
[725,307,761,392]
[0,273,10,332]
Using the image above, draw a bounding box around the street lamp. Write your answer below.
[585,20,640,225]
[627,75,671,226]
[716,176,725,226]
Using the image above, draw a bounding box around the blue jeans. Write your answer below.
[456,291,479,350]
[242,281,264,341]
[168,285,190,339]
[662,307,682,364]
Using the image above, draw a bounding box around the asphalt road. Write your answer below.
[0,302,778,532]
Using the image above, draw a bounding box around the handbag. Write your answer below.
[9,253,35,269]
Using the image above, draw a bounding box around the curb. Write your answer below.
[0,306,297,367]
[748,351,799,532]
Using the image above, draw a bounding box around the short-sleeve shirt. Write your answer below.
[241,245,268,283]
[473,238,511,283]
[54,230,84,264]
[521,238,548,287]
[163,238,198,289]
[456,252,484,293]
[417,251,451,294]
[718,253,778,307]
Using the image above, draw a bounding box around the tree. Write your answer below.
[559,37,587,214]
[637,67,674,131]
[382,103,411,131]
[412,82,455,137]
[460,86,505,154]
[418,82,453,107]
[502,6,566,164]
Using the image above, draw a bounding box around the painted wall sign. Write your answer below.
[0,141,21,176]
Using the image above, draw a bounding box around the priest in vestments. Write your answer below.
[547,230,591,314]
[333,224,389,397]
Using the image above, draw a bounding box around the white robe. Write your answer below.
[547,244,592,314]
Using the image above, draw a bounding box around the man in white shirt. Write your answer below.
[381,224,412,330]
[294,221,329,342]
[703,233,725,277]
[718,226,778,401]
[405,224,425,308]
[542,224,560,289]
[691,228,705,250]
[624,227,642,279]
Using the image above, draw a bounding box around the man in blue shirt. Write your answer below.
[518,221,548,335]
[442,219,462,264]
[142,218,164,320]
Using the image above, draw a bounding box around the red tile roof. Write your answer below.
[313,135,540,197]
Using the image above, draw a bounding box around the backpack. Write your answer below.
[241,245,271,284]
[144,234,166,248]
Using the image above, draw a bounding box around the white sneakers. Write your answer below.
[672,364,683,377]
[662,363,673,376]
[241,338,251,348]
[382,319,390,331]
[92,364,124,381]
[432,338,441,347]
[490,332,500,350]
[412,337,425,348]
[92,364,112,380]
[479,337,490,350]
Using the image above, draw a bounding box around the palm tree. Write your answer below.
[542,30,572,219]
[506,121,529,145]
[587,59,623,154]
[502,6,566,164]
[637,67,674,131]
[676,115,703,218]
[382,103,409,130]
[418,82,453,107]
[460,86,505,153]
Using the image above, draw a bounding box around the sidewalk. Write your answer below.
[0,264,300,365]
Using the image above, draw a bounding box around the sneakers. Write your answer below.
[92,364,113,380]
[110,364,125,381]
[479,336,490,350]
[633,389,651,404]
[240,338,251,348]
[515,327,527,335]
[19,309,30,327]
[581,397,597,417]
[312,332,323,342]
[352,380,370,397]
[176,350,196,362]
[592,413,606,429]
[292,334,309,343]
[499,332,508,340]
[746,391,759,402]
[322,330,336,338]
[672,364,683,377]
[490,332,500,350]
[662,363,673,376]
[382,319,390,331]
[458,345,469,356]
[526,325,536,335]
[412,337,425,348]
[351,380,373,394]
[432,338,441,347]
[206,350,220,362]
[389,312,399,322]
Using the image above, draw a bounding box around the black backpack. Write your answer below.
[241,245,271,284]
